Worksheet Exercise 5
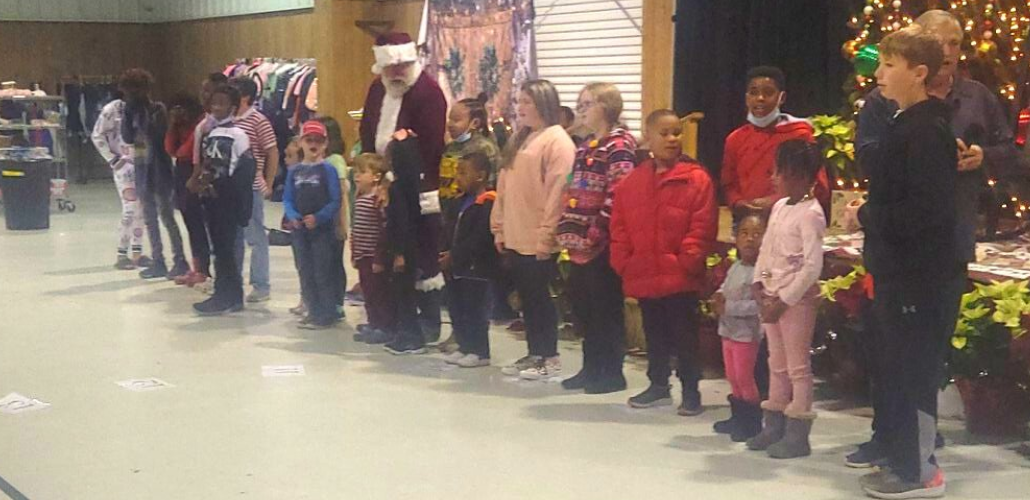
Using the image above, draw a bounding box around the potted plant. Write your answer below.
[950,280,1030,436]
[816,264,873,397]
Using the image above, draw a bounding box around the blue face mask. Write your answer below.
[455,130,473,143]
[747,107,781,128]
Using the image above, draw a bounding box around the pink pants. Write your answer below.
[722,338,761,403]
[762,297,817,417]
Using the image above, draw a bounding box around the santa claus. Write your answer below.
[360,32,448,342]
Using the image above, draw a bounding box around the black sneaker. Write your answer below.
[677,391,704,416]
[363,329,395,345]
[140,262,168,279]
[585,374,628,395]
[114,256,136,270]
[561,369,592,391]
[299,320,334,331]
[846,440,890,469]
[628,384,673,408]
[193,297,244,316]
[384,338,427,355]
[167,260,190,280]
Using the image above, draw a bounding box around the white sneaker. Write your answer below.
[442,351,466,364]
[519,357,562,380]
[501,355,541,376]
[457,354,490,368]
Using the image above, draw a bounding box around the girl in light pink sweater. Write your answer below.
[491,80,576,381]
[747,139,825,460]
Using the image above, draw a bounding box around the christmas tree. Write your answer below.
[844,0,1030,106]
[834,0,1030,229]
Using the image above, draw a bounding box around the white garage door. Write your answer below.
[534,0,644,134]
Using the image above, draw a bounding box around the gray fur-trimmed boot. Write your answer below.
[767,415,814,459]
[746,410,786,451]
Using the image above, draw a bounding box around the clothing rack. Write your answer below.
[223,57,318,134]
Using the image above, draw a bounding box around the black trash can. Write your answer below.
[1,159,51,230]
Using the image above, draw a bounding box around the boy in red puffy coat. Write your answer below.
[611,109,718,416]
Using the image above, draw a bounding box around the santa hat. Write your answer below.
[372,32,418,75]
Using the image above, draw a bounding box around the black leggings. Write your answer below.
[175,161,210,275]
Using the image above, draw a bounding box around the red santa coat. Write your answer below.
[360,71,448,192]
[720,116,831,213]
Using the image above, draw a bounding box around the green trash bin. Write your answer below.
[1,158,52,230]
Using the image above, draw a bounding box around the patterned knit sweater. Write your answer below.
[557,127,637,264]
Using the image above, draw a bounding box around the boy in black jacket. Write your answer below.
[439,152,500,368]
[857,26,961,499]
[383,131,426,355]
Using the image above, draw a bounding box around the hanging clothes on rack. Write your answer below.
[221,58,317,135]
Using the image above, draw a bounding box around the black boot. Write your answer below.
[730,400,763,442]
[714,396,740,435]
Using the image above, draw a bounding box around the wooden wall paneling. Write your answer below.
[0,22,156,93]
[642,0,675,116]
[152,10,317,99]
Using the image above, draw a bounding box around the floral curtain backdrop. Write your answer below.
[426,0,535,123]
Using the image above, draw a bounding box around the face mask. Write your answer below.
[747,93,784,128]
[455,130,472,143]
[747,107,781,128]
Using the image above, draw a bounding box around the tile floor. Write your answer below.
[0,183,1027,500]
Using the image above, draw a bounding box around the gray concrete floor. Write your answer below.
[0,182,1027,500]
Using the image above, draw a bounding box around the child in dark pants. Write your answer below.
[610,109,718,416]
[439,152,500,368]
[382,130,426,356]
[284,121,342,329]
[351,153,395,344]
[191,84,256,316]
[857,26,959,499]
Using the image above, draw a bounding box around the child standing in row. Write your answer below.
[351,153,394,344]
[438,94,501,352]
[190,84,256,316]
[382,131,428,355]
[712,213,767,442]
[610,109,717,416]
[747,139,825,459]
[284,121,342,330]
[439,153,500,368]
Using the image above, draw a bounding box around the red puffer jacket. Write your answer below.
[610,156,718,299]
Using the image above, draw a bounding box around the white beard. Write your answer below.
[375,62,422,155]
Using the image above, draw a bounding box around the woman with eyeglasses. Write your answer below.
[556,83,638,394]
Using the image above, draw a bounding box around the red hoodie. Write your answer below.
[610,156,718,299]
[721,116,830,212]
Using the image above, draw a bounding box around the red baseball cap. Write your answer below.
[301,120,327,139]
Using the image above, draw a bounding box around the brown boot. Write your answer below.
[746,410,785,451]
[767,416,814,459]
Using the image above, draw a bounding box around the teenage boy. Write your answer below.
[119,68,189,280]
[721,66,830,215]
[230,77,280,303]
[857,25,961,499]
[191,85,256,316]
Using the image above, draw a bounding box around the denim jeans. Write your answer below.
[138,163,185,267]
[292,225,337,325]
[235,191,270,292]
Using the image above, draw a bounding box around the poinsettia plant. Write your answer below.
[811,114,859,184]
[819,264,869,320]
[949,280,1030,382]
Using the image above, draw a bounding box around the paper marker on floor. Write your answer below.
[116,378,174,392]
[0,393,51,414]
[262,365,306,377]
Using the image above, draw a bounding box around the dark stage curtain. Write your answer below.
[674,0,857,194]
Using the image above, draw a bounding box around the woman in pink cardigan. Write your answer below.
[491,80,576,381]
